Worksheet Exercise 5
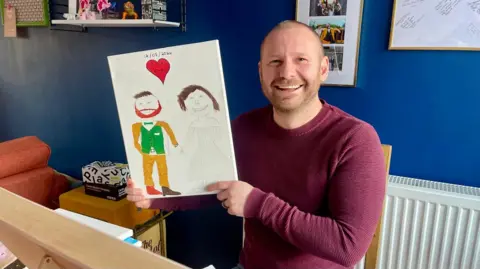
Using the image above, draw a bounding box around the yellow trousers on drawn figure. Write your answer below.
[142,154,169,188]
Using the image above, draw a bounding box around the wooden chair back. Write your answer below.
[364,144,392,269]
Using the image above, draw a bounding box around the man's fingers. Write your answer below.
[127,178,136,187]
[217,190,229,201]
[136,200,150,209]
[126,178,149,205]
[207,181,234,191]
[125,187,144,196]
[127,194,145,202]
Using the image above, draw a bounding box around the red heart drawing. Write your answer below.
[146,58,170,84]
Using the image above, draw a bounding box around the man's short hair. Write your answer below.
[260,20,324,57]
[272,20,321,38]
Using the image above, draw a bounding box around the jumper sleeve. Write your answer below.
[243,123,387,268]
[132,123,142,153]
[150,194,219,211]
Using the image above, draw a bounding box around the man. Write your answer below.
[132,90,181,196]
[127,20,386,269]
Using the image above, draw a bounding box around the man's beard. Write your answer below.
[135,102,162,118]
[272,92,318,114]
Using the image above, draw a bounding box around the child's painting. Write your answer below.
[108,40,238,198]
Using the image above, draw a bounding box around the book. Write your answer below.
[107,40,238,198]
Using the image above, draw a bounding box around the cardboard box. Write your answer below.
[133,212,170,257]
[59,186,159,229]
[84,182,126,201]
[82,161,130,201]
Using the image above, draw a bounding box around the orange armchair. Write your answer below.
[0,136,70,209]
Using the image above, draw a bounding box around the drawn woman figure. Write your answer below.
[177,85,232,189]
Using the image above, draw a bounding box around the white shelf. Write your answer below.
[51,19,180,28]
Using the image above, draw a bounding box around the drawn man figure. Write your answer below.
[131,90,181,196]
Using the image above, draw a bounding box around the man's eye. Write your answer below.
[299,57,307,62]
[270,60,282,66]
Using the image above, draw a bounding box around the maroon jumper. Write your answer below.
[151,99,387,269]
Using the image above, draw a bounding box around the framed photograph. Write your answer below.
[296,0,364,87]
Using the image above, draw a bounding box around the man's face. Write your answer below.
[259,26,329,113]
[135,94,161,119]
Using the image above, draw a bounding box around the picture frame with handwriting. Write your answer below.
[389,0,480,51]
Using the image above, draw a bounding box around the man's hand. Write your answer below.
[126,178,152,209]
[206,181,254,217]
[177,144,184,154]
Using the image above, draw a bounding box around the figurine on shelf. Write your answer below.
[63,13,78,20]
[97,0,111,18]
[105,2,120,19]
[78,0,96,20]
[122,1,138,19]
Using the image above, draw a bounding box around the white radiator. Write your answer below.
[374,175,480,269]
[245,174,480,269]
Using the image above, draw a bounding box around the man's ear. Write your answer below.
[319,56,329,82]
[258,61,262,80]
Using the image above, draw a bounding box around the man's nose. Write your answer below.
[278,59,296,79]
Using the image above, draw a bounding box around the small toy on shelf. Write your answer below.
[122,1,138,19]
[97,0,111,18]
[63,13,78,20]
[78,0,96,20]
[105,2,120,19]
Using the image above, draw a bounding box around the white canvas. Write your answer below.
[108,40,238,198]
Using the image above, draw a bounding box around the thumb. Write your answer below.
[206,181,234,191]
[127,178,135,187]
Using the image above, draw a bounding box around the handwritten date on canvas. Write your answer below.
[144,51,172,59]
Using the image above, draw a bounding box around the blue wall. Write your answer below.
[1,0,479,267]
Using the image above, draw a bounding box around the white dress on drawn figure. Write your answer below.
[177,85,233,190]
[186,117,231,183]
